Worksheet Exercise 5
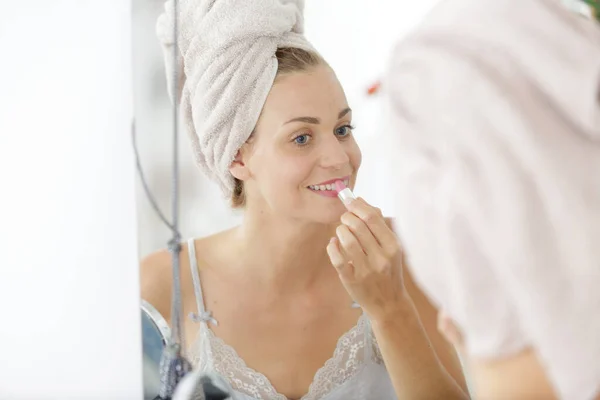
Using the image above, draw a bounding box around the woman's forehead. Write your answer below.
[263,66,348,121]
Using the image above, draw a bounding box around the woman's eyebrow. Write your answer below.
[283,107,352,125]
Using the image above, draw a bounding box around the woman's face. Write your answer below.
[231,64,362,223]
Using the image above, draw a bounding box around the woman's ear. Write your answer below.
[229,147,250,181]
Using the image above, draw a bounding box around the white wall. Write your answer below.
[0,2,142,399]
[133,0,441,258]
[303,0,441,215]
[133,0,244,258]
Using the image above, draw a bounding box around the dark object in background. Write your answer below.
[142,300,171,400]
[201,375,231,400]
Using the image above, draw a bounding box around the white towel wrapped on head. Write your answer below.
[156,0,316,197]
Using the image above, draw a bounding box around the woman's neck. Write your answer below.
[229,210,339,292]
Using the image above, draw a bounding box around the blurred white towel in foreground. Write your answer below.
[381,0,600,398]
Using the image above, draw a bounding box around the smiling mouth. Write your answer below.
[307,178,350,192]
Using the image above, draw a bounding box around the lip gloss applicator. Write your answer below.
[334,180,356,206]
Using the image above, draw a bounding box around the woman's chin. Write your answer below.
[311,206,346,225]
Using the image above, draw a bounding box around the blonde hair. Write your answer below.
[230,47,324,208]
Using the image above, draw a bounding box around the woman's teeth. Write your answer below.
[308,179,349,191]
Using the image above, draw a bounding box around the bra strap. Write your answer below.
[188,238,218,326]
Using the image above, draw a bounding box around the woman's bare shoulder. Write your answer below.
[139,229,236,321]
[140,247,178,322]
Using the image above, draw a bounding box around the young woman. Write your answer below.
[142,1,468,399]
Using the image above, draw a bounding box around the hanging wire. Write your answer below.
[132,123,177,233]
[132,0,192,398]
[167,0,184,353]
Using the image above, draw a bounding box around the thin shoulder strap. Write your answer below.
[187,238,218,326]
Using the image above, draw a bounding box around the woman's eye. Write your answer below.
[294,134,310,145]
[335,125,354,137]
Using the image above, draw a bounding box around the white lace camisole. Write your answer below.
[185,238,398,400]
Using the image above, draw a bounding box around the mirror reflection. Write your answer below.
[134,1,466,399]
[134,0,600,399]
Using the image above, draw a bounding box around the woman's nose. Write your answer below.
[320,136,350,169]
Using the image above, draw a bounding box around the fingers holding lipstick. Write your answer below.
[342,197,400,258]
[339,211,392,274]
[326,237,355,280]
[339,212,379,256]
[327,196,406,319]
[335,224,369,274]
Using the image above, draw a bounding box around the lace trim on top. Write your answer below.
[188,314,385,400]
